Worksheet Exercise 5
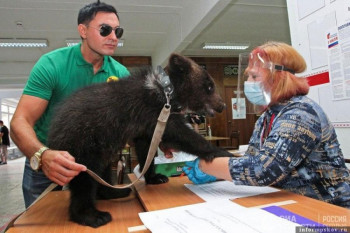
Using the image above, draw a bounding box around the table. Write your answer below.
[128,174,350,227]
[227,149,245,157]
[204,136,229,146]
[6,175,350,232]
[6,190,148,233]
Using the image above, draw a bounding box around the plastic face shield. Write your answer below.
[236,53,272,114]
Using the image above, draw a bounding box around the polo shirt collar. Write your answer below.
[100,56,110,72]
[75,43,89,66]
[75,43,109,73]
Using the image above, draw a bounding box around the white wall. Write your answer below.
[287,0,350,159]
[0,89,22,99]
[335,128,350,158]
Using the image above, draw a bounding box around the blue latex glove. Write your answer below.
[182,158,217,184]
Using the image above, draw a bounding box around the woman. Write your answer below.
[183,41,350,208]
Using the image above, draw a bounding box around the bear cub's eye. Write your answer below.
[207,85,214,94]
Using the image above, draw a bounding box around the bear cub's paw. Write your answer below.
[146,173,169,184]
[70,208,112,228]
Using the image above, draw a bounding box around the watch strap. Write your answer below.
[31,146,49,171]
[34,146,50,158]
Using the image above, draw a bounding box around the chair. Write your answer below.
[221,130,240,150]
[229,130,240,149]
[120,145,132,173]
[111,145,131,184]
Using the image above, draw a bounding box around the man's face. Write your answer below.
[82,12,121,56]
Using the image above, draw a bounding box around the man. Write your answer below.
[10,1,130,208]
[0,120,10,165]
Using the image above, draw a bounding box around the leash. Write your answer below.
[4,183,58,231]
[86,103,171,189]
[85,68,173,189]
[5,70,172,231]
[4,104,171,231]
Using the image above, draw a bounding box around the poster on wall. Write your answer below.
[287,0,350,124]
[287,0,349,86]
[232,98,246,119]
[327,22,350,100]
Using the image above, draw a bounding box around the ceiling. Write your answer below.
[0,0,291,89]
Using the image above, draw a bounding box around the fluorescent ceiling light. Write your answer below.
[66,39,124,47]
[65,39,80,47]
[202,42,250,50]
[0,38,48,48]
[118,39,124,47]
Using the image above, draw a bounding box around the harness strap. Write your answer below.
[87,104,171,189]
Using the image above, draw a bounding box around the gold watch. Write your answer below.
[30,146,49,171]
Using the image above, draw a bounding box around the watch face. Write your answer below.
[30,156,40,170]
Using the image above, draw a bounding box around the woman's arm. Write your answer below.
[198,157,232,180]
[185,103,322,186]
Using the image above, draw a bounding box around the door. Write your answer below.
[224,86,257,147]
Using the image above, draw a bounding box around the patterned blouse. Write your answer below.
[229,95,350,208]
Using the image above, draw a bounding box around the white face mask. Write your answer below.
[244,81,271,106]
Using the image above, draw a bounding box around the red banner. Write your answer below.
[306,71,330,86]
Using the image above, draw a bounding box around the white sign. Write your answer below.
[232,98,246,119]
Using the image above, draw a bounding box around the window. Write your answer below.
[1,98,19,128]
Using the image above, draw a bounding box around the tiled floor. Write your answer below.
[0,156,25,232]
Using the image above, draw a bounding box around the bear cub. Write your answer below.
[47,53,232,228]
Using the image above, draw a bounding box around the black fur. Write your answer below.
[47,53,232,227]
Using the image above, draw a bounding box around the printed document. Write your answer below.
[184,180,279,202]
[139,200,299,233]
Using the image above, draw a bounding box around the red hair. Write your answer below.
[251,41,309,105]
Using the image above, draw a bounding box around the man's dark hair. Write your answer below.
[0,120,3,124]
[78,0,119,25]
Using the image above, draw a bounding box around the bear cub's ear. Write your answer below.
[168,53,191,73]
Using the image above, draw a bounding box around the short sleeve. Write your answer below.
[23,55,57,100]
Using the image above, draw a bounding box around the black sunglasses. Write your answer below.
[88,24,124,39]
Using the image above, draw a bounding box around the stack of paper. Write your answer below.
[139,200,299,233]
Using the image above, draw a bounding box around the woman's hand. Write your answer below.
[182,158,217,184]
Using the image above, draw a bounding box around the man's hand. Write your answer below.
[182,158,217,184]
[41,150,87,186]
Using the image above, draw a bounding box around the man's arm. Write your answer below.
[10,95,48,156]
[11,94,86,186]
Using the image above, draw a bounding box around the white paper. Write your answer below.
[231,97,246,119]
[184,180,279,202]
[327,21,350,100]
[297,0,325,20]
[139,200,299,233]
[155,149,197,164]
[307,11,337,69]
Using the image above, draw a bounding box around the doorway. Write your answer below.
[224,86,257,147]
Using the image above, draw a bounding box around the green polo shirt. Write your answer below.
[23,43,130,144]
